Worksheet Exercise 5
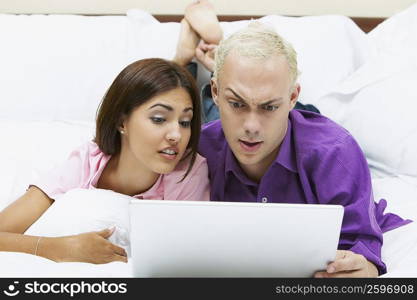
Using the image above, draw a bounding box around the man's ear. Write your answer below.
[211,78,219,106]
[289,83,301,110]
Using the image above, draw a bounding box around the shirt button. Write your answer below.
[261,197,268,203]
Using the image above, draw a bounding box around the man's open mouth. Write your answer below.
[239,140,263,152]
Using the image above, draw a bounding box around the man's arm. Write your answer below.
[311,134,386,276]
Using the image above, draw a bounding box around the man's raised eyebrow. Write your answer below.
[148,103,173,111]
[259,98,284,106]
[225,88,248,103]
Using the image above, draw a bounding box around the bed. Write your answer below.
[0,1,417,277]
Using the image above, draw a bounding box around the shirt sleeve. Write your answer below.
[311,135,386,275]
[164,154,210,201]
[30,142,92,200]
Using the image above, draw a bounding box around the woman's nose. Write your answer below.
[166,125,181,144]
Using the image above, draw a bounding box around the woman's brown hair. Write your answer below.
[95,58,201,180]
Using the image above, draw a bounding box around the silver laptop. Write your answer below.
[129,200,344,277]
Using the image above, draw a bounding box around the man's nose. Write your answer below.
[243,112,260,138]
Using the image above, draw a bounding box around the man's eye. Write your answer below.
[229,101,244,109]
[263,105,278,111]
[150,117,165,124]
[179,120,191,128]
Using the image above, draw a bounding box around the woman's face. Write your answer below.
[120,87,193,174]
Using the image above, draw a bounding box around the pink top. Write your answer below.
[33,141,210,201]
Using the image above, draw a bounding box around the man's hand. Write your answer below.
[52,227,128,264]
[314,250,378,278]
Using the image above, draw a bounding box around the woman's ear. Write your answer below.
[118,115,127,135]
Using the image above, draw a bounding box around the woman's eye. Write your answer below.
[263,105,278,111]
[179,120,191,128]
[150,117,165,124]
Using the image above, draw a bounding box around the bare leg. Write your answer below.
[185,0,223,45]
[173,18,200,66]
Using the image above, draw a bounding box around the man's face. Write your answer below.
[211,53,300,181]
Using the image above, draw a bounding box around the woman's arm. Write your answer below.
[0,186,53,234]
[0,186,56,258]
[0,186,127,263]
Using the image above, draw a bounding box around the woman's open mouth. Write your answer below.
[159,148,178,160]
[239,140,263,153]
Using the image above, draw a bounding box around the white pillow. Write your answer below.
[25,188,132,256]
[127,11,369,103]
[314,4,417,177]
[368,2,417,66]
[0,120,94,210]
[258,15,369,103]
[317,69,417,177]
[126,9,180,62]
[317,2,417,100]
[0,14,129,122]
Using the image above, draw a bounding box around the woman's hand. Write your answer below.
[50,228,128,264]
[314,250,378,278]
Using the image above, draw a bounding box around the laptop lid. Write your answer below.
[129,200,344,277]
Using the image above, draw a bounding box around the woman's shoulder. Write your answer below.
[31,141,109,199]
[73,140,102,156]
[67,140,109,164]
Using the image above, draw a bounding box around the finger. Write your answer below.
[326,271,360,278]
[327,253,363,273]
[207,49,216,59]
[112,254,128,263]
[205,44,217,50]
[325,270,361,278]
[334,250,351,260]
[96,227,115,239]
[197,39,207,50]
[201,40,216,51]
[111,244,128,257]
[314,271,328,278]
[315,269,359,278]
[326,250,350,272]
[195,47,205,60]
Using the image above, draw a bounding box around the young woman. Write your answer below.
[0,58,210,264]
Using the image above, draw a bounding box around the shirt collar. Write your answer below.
[225,142,258,187]
[275,118,298,173]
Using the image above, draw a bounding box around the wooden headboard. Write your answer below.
[1,0,414,33]
[154,15,385,33]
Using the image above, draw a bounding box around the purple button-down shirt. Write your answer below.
[199,109,412,275]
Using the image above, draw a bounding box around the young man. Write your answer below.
[197,23,411,278]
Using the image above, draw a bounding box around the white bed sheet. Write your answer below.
[0,252,132,278]
[0,175,415,278]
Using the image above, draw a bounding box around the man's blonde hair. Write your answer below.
[213,22,299,86]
